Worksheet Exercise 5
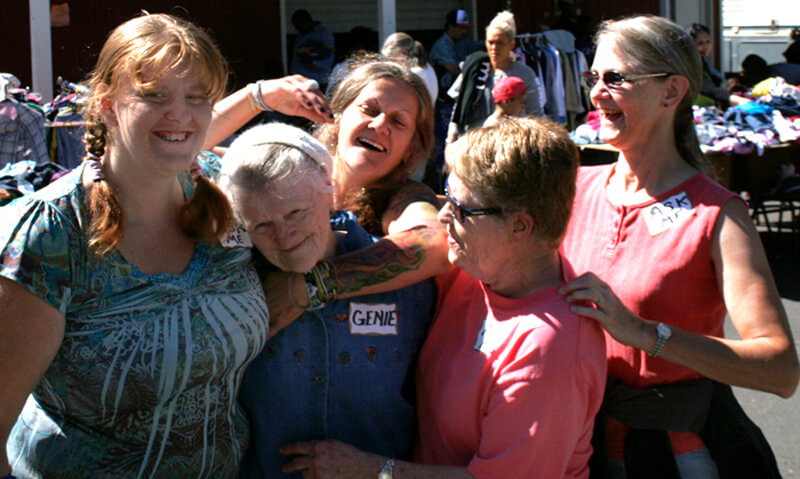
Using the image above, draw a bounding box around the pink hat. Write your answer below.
[492,76,527,102]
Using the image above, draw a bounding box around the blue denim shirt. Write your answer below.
[238,211,437,479]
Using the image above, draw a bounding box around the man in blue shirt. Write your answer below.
[289,9,335,90]
[429,9,473,91]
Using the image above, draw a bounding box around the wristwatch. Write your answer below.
[648,322,672,357]
[378,458,395,479]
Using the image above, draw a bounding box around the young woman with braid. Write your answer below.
[0,13,327,478]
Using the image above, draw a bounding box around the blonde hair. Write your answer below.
[82,12,231,254]
[447,117,578,248]
[486,11,516,41]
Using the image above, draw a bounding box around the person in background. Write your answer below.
[447,10,542,140]
[382,32,438,106]
[217,123,436,479]
[483,75,527,126]
[767,29,800,85]
[430,9,478,177]
[688,23,749,107]
[326,26,378,96]
[382,32,441,187]
[429,9,474,92]
[562,15,799,477]
[275,117,607,479]
[783,27,800,64]
[290,9,335,91]
[0,13,276,477]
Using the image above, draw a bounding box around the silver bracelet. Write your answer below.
[249,80,272,112]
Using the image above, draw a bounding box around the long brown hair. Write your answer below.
[82,12,231,254]
[316,58,434,234]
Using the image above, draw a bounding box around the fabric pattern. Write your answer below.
[0,99,49,169]
[1,161,270,478]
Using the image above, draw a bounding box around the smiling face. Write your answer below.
[234,173,334,273]
[486,28,514,70]
[103,65,212,176]
[589,38,669,152]
[335,77,420,189]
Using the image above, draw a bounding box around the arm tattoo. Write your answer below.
[331,226,443,296]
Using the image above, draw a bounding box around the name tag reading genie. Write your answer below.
[349,302,399,335]
[643,191,696,236]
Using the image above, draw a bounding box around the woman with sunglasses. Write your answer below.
[560,15,798,478]
[276,117,607,479]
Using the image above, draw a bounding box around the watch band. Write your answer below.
[378,458,395,479]
[648,322,672,358]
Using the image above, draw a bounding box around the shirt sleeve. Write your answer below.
[0,195,79,313]
[524,75,543,118]
[466,362,595,479]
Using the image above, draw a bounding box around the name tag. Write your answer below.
[643,191,696,236]
[473,319,488,351]
[220,223,253,247]
[349,302,399,336]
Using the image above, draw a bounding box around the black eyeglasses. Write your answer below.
[582,70,670,89]
[444,178,502,223]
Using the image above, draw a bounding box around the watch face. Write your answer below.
[657,323,672,338]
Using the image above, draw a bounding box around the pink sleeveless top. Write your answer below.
[561,164,741,388]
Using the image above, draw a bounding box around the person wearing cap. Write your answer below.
[429,9,474,91]
[484,75,527,126]
[447,11,543,141]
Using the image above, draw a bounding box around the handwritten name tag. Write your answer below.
[349,302,399,336]
[220,224,253,248]
[643,191,696,236]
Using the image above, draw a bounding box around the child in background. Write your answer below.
[484,75,527,126]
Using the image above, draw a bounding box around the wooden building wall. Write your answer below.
[1,0,282,93]
[1,0,660,95]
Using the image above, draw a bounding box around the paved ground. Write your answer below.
[727,231,799,478]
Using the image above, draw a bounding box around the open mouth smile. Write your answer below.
[357,137,386,152]
[155,131,190,142]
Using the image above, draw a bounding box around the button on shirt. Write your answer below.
[238,211,437,479]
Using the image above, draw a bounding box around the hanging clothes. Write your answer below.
[0,100,49,169]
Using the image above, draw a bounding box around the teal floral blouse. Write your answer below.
[0,161,269,478]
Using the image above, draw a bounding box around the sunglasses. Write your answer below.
[444,178,502,223]
[582,70,670,89]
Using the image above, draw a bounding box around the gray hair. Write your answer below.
[219,123,334,217]
[595,15,711,174]
[486,11,516,41]
[381,32,428,68]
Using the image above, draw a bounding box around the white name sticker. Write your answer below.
[473,319,488,351]
[643,191,696,236]
[220,223,253,248]
[349,302,399,336]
